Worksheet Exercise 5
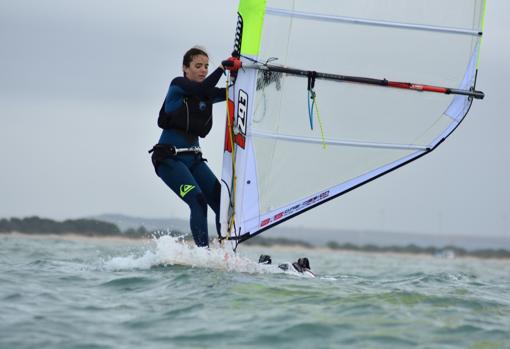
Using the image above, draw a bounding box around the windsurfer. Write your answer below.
[149,47,240,247]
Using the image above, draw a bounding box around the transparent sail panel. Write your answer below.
[250,71,455,217]
[252,135,415,216]
[253,75,455,146]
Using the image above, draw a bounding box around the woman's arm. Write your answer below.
[171,67,225,96]
[210,87,227,103]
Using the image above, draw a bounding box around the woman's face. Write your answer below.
[183,54,209,82]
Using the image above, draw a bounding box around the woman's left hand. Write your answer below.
[221,57,242,71]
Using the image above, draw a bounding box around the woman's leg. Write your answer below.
[157,158,209,247]
[191,159,221,237]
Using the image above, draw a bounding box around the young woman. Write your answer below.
[150,47,239,247]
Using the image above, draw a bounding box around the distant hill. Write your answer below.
[91,213,189,233]
[0,216,121,236]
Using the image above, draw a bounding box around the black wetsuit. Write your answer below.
[152,68,225,247]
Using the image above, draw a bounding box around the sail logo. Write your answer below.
[260,190,330,228]
[224,90,247,153]
[179,184,195,198]
[235,89,248,148]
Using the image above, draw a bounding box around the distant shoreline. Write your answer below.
[3,230,510,260]
[2,216,510,259]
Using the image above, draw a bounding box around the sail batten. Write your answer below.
[249,130,429,151]
[266,7,482,36]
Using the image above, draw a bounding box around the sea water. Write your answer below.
[1,233,509,349]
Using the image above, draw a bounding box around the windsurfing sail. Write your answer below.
[220,0,487,249]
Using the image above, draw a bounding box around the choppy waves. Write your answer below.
[1,233,509,349]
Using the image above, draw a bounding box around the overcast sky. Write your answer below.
[0,0,508,238]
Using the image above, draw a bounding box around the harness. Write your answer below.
[148,144,202,173]
[149,144,202,156]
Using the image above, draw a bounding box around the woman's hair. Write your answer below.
[182,46,208,68]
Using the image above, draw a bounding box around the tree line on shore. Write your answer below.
[0,216,149,238]
[246,236,510,259]
[1,216,509,258]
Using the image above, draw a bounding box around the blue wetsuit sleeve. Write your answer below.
[171,67,224,97]
[211,87,226,103]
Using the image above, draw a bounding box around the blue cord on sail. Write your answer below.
[308,89,315,130]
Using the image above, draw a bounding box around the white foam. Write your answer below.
[103,234,286,275]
